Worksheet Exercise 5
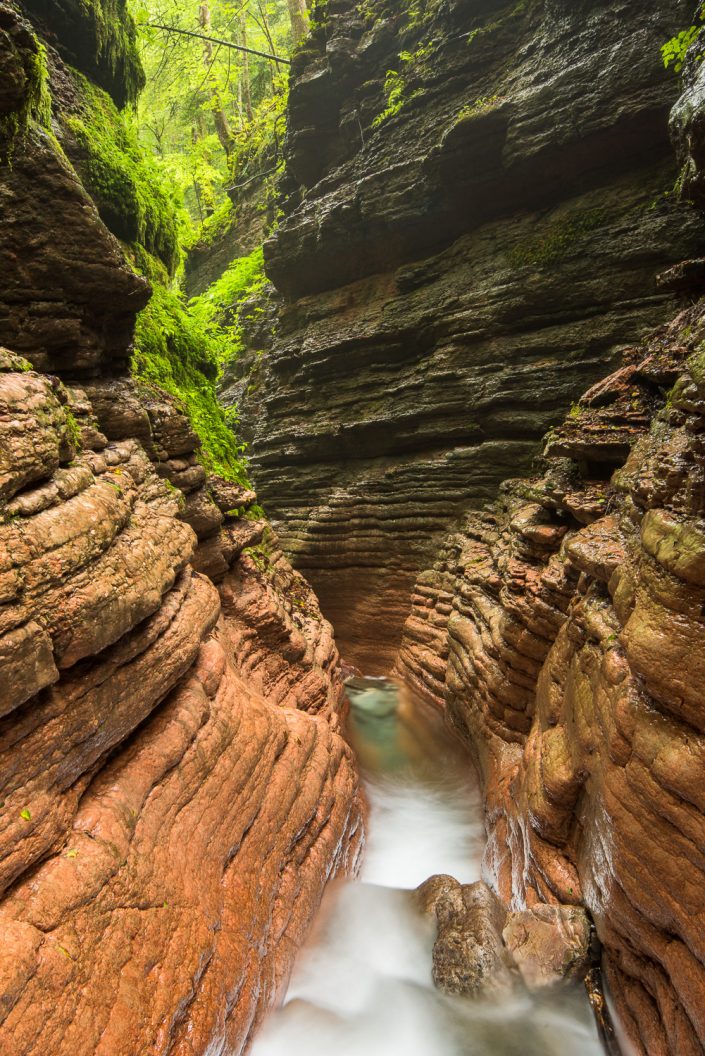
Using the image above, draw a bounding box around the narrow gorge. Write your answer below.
[2,0,705,1054]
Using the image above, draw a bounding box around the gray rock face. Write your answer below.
[231,0,705,670]
[670,26,705,207]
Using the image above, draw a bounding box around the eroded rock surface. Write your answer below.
[398,296,705,1053]
[0,5,363,1052]
[416,874,590,996]
[230,0,705,669]
[0,355,363,1056]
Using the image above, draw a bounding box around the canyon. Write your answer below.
[0,2,362,1052]
[2,0,705,1053]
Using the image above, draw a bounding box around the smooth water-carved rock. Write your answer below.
[0,2,363,1047]
[503,905,592,991]
[416,875,590,997]
[0,351,363,1055]
[417,876,517,996]
[399,297,705,1053]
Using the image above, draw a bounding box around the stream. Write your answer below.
[252,678,603,1056]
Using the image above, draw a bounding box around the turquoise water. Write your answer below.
[251,679,603,1056]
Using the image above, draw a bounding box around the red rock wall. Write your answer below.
[396,295,705,1054]
[0,5,363,1052]
[0,350,363,1056]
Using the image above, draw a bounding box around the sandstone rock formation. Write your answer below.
[229,0,705,670]
[397,287,705,1053]
[0,4,363,1053]
[416,874,590,996]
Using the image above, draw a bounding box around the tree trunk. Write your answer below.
[198,1,233,158]
[240,12,254,121]
[286,0,309,45]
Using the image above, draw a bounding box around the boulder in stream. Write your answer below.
[416,876,591,998]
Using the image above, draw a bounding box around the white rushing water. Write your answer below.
[252,679,603,1056]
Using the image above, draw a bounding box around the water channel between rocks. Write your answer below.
[252,679,603,1056]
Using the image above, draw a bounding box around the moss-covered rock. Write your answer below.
[61,70,181,274]
[0,2,51,160]
[22,0,143,108]
[130,248,249,485]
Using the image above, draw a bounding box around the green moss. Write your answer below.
[64,71,183,273]
[456,93,504,123]
[161,477,186,511]
[63,409,83,451]
[23,0,144,107]
[507,207,606,269]
[1,33,51,163]
[82,0,144,104]
[130,258,249,485]
[189,246,267,366]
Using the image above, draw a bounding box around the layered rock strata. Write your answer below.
[397,292,705,1054]
[230,0,705,669]
[0,4,363,1053]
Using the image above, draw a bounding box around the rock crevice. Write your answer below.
[231,0,705,670]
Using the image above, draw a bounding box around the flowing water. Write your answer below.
[252,678,603,1056]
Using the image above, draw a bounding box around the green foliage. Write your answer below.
[189,246,267,358]
[65,72,184,273]
[405,0,442,28]
[230,76,288,186]
[129,0,296,226]
[308,0,330,34]
[372,45,432,128]
[0,33,51,162]
[662,8,705,73]
[131,261,250,484]
[183,196,233,251]
[63,410,83,451]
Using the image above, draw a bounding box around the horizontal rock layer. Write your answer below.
[230,0,705,670]
[396,296,705,1055]
[0,6,363,1052]
[0,346,363,1056]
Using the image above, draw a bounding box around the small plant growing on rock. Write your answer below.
[662,6,705,72]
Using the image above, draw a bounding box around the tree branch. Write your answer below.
[144,22,291,65]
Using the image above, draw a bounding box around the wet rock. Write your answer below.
[208,475,258,514]
[0,355,363,1054]
[232,0,705,669]
[0,37,149,376]
[0,364,69,500]
[417,876,517,997]
[398,298,705,1053]
[503,905,591,990]
[181,487,224,540]
[0,0,364,1036]
[417,876,590,997]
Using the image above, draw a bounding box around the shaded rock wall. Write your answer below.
[396,279,705,1054]
[231,0,705,671]
[395,44,705,1055]
[0,4,362,1053]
